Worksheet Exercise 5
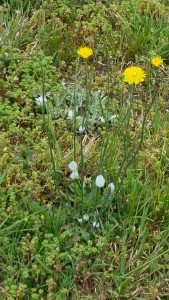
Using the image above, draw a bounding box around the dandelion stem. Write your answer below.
[73,58,80,161]
[40,61,60,194]
[116,96,154,202]
[81,60,89,128]
[116,84,135,182]
[80,133,84,213]
[98,55,112,172]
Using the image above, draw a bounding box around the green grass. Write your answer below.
[0,0,169,299]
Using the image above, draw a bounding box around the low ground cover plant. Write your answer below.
[0,1,169,299]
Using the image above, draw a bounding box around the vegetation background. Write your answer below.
[0,0,169,299]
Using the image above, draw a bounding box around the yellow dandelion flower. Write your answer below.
[123,66,146,85]
[151,56,163,67]
[77,47,93,59]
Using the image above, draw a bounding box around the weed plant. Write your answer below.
[0,0,169,299]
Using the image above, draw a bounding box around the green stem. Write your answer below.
[115,84,135,221]
[80,133,84,213]
[98,56,112,173]
[81,60,89,128]
[80,61,90,213]
[40,63,60,194]
[115,96,154,201]
[115,84,135,182]
[73,58,80,161]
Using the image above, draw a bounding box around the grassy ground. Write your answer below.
[0,0,169,299]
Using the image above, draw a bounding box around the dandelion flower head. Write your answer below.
[70,170,79,180]
[108,182,115,193]
[83,214,89,221]
[123,66,146,84]
[95,175,105,188]
[35,95,47,105]
[68,161,78,171]
[151,56,163,67]
[77,47,93,59]
[79,125,85,133]
[67,110,74,120]
[93,221,100,228]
